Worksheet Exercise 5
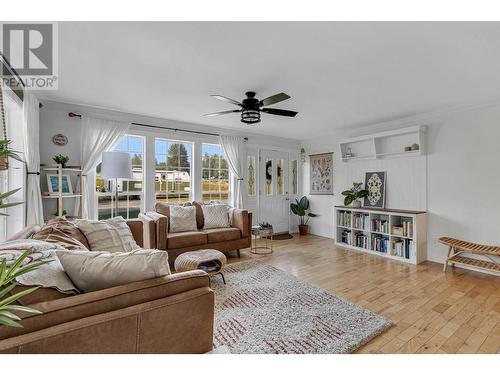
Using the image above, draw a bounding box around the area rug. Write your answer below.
[211,260,391,354]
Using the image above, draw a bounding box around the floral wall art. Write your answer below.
[309,152,333,195]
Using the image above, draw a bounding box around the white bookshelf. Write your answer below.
[334,206,427,264]
[339,125,426,162]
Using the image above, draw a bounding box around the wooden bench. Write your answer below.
[439,237,500,273]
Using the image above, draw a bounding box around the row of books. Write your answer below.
[392,220,413,237]
[339,229,352,245]
[354,232,369,249]
[338,211,352,227]
[371,219,389,234]
[353,214,369,230]
[391,239,413,259]
[372,236,389,253]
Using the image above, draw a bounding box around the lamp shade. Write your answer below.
[101,152,133,180]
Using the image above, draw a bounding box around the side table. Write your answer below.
[251,225,273,254]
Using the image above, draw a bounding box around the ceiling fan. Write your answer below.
[204,91,298,124]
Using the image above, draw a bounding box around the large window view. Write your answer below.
[155,139,192,203]
[202,143,230,203]
[96,135,144,220]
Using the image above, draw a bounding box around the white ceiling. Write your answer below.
[39,22,500,140]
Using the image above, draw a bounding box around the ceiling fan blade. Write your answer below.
[259,92,291,107]
[203,109,242,117]
[261,108,298,117]
[210,95,242,106]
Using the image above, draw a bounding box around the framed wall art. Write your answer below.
[363,171,386,208]
[47,174,73,194]
[309,152,333,195]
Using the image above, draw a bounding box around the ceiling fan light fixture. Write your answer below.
[241,109,261,124]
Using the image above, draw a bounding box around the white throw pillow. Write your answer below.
[76,216,140,253]
[169,205,198,233]
[57,249,171,292]
[202,204,230,229]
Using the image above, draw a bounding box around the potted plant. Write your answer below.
[341,182,368,207]
[0,139,23,171]
[290,196,318,235]
[53,154,70,168]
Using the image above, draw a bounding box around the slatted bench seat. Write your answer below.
[439,237,500,273]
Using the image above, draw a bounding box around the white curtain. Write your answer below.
[219,135,245,208]
[22,92,44,225]
[77,117,129,219]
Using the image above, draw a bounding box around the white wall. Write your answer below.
[302,102,500,265]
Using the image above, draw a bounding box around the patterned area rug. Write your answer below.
[211,260,391,354]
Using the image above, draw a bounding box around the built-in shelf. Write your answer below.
[42,194,82,199]
[339,126,426,162]
[335,205,427,264]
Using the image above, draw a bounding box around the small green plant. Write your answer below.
[0,139,23,163]
[0,188,22,217]
[0,248,52,327]
[53,154,69,167]
[290,196,318,225]
[341,182,368,206]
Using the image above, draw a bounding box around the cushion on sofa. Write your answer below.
[155,202,192,217]
[191,201,206,229]
[32,217,90,250]
[57,249,171,292]
[167,231,207,249]
[203,227,241,243]
[169,205,198,233]
[202,204,230,229]
[76,216,140,253]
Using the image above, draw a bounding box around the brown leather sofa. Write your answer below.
[0,219,214,354]
[144,202,252,262]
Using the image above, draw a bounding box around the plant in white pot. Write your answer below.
[290,196,318,235]
[341,182,368,208]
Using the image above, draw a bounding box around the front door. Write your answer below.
[259,149,289,234]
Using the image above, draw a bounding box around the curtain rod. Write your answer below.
[68,112,248,140]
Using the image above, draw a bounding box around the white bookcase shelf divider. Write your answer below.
[339,125,426,162]
[335,205,427,264]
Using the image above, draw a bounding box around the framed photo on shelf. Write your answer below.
[47,174,73,194]
[363,171,386,208]
[309,152,333,195]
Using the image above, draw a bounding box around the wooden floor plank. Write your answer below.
[229,234,500,353]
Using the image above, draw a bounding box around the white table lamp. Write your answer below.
[101,151,132,218]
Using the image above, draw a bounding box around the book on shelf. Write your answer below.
[340,229,352,245]
[390,238,413,259]
[371,219,389,234]
[354,232,368,249]
[372,235,389,253]
[338,211,352,227]
[353,213,369,230]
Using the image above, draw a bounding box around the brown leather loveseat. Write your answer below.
[144,202,252,262]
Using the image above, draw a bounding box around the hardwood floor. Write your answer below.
[228,234,500,354]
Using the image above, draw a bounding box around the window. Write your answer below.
[202,143,230,203]
[155,139,192,203]
[96,135,144,220]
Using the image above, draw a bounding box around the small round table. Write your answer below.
[251,226,274,255]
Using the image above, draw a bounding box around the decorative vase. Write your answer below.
[298,224,309,235]
[352,200,362,208]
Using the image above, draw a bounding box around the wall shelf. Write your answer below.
[334,206,427,264]
[339,125,426,162]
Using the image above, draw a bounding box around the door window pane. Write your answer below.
[277,159,284,195]
[265,159,273,196]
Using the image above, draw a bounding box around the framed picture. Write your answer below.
[47,174,73,194]
[309,152,333,195]
[363,171,386,208]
